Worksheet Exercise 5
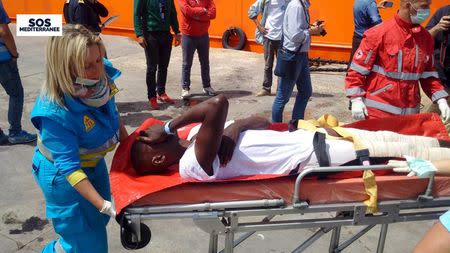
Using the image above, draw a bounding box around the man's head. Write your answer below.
[400,0,432,24]
[130,126,185,175]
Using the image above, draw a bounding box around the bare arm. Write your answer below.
[0,23,18,57]
[170,95,228,175]
[432,160,450,176]
[218,116,270,165]
[427,15,450,38]
[138,95,229,175]
[73,178,104,210]
[414,221,450,253]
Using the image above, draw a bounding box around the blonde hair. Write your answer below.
[42,24,105,106]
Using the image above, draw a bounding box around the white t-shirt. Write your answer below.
[264,0,288,41]
[179,123,357,181]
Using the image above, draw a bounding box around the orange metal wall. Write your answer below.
[3,0,448,61]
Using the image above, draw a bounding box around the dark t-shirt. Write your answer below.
[426,5,450,87]
[63,0,108,33]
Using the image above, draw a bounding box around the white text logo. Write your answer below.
[16,15,62,36]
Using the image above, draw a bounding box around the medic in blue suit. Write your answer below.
[30,24,127,253]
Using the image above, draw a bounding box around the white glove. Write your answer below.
[437,98,450,124]
[351,97,368,120]
[388,156,437,178]
[99,200,116,218]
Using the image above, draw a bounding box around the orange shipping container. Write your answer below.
[3,0,448,61]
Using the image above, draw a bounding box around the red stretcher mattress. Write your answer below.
[111,113,450,214]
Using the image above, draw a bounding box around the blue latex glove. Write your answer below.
[389,156,437,178]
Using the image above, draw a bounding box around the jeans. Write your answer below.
[0,60,24,136]
[143,31,173,98]
[262,39,281,90]
[181,34,211,89]
[272,52,312,122]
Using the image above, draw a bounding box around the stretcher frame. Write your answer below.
[119,164,450,253]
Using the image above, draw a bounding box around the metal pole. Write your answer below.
[336,225,376,252]
[328,227,341,253]
[376,224,388,253]
[209,233,218,253]
[292,227,331,253]
[224,229,235,253]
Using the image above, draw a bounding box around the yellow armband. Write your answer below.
[66,169,88,186]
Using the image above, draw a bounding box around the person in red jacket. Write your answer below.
[179,0,217,98]
[345,0,450,123]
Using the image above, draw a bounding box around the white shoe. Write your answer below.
[181,88,190,98]
[203,87,217,96]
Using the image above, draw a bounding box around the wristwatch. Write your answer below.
[164,120,175,135]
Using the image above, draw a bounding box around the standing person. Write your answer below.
[134,0,181,109]
[348,0,387,69]
[0,0,37,145]
[248,0,289,97]
[179,0,217,98]
[31,24,128,253]
[424,5,450,131]
[271,0,324,123]
[63,0,109,34]
[345,0,450,122]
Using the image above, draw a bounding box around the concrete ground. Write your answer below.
[0,25,439,253]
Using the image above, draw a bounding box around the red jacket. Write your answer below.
[179,0,216,36]
[345,14,448,119]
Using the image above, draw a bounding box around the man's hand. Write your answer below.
[137,36,147,48]
[435,15,450,33]
[218,124,240,166]
[99,200,116,218]
[388,156,437,178]
[377,0,387,9]
[350,97,368,120]
[257,24,268,35]
[174,33,181,47]
[136,125,168,144]
[309,23,324,36]
[437,98,450,124]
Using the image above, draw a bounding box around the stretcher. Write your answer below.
[111,113,450,253]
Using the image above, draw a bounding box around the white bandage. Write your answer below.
[345,128,446,160]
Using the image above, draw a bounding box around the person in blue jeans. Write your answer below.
[0,0,36,145]
[31,24,128,253]
[272,0,324,122]
[347,0,387,69]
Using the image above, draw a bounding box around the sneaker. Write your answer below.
[157,93,175,104]
[203,87,217,96]
[0,133,9,145]
[8,130,37,145]
[181,88,190,99]
[149,97,160,110]
[255,89,271,97]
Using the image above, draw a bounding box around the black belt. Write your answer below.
[313,132,330,167]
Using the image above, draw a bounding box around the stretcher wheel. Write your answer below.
[120,223,151,250]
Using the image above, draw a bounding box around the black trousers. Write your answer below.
[144,31,173,98]
[347,33,363,70]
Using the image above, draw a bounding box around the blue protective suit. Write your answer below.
[31,81,120,252]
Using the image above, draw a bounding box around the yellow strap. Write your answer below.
[363,170,378,213]
[66,169,88,186]
[297,114,379,214]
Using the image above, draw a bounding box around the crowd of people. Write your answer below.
[0,0,450,252]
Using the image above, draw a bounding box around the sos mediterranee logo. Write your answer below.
[16,15,62,36]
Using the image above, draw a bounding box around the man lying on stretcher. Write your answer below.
[131,95,450,181]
